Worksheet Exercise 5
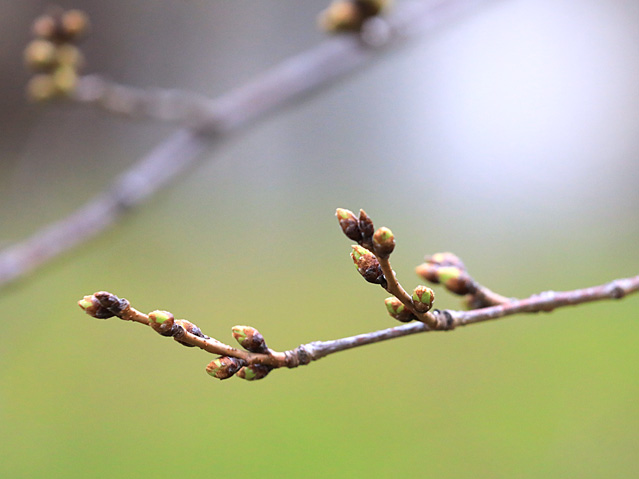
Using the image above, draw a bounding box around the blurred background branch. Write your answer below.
[0,0,494,291]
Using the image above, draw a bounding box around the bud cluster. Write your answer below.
[229,325,273,381]
[415,252,473,295]
[24,8,90,101]
[336,208,377,250]
[319,0,391,33]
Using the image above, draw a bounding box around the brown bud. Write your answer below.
[358,209,375,244]
[78,294,113,319]
[351,245,385,285]
[174,319,204,347]
[237,364,272,381]
[232,325,268,354]
[336,208,362,242]
[93,291,130,316]
[206,357,245,380]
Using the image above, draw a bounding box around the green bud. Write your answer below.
[236,364,272,381]
[232,325,268,353]
[384,297,415,322]
[412,285,435,313]
[351,244,371,263]
[437,266,472,295]
[148,310,175,335]
[372,227,395,257]
[206,357,244,380]
[52,65,78,97]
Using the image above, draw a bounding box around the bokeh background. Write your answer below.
[1,0,638,477]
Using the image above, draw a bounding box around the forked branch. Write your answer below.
[78,208,639,381]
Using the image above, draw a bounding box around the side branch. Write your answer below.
[302,274,639,360]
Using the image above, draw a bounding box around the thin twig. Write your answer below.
[80,274,639,377]
[377,254,440,327]
[0,0,497,290]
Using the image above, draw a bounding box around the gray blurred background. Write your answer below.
[1,1,638,478]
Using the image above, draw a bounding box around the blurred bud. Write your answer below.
[426,252,466,270]
[32,14,58,40]
[26,74,57,102]
[384,297,415,322]
[358,209,375,243]
[24,39,58,72]
[437,266,472,295]
[319,0,391,33]
[56,44,84,69]
[415,262,439,283]
[356,0,392,16]
[78,294,113,319]
[232,325,268,354]
[319,1,364,32]
[148,310,175,336]
[351,245,385,284]
[236,364,272,381]
[372,227,395,257]
[60,9,90,41]
[206,357,244,380]
[336,208,362,242]
[52,65,78,96]
[412,285,435,313]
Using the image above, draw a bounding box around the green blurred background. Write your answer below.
[1,1,638,477]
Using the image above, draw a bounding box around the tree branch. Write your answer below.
[78,274,639,380]
[1,0,497,290]
[77,207,638,381]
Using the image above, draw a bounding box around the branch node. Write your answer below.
[605,281,626,299]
